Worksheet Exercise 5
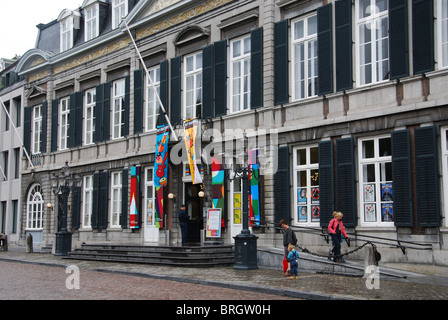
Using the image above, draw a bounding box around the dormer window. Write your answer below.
[112,0,128,29]
[58,9,81,52]
[85,5,99,41]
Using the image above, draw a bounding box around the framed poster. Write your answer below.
[364,203,376,222]
[298,188,307,203]
[206,208,222,238]
[364,184,375,202]
[381,183,393,201]
[381,203,394,222]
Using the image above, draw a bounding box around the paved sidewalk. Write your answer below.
[1,248,448,300]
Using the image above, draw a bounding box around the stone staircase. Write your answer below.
[65,243,235,267]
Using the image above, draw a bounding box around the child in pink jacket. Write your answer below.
[328,211,348,262]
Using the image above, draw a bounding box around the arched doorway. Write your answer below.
[26,184,44,245]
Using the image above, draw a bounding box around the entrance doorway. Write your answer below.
[185,183,203,243]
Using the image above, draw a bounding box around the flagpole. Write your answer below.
[0,97,34,169]
[122,17,179,142]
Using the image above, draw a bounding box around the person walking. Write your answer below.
[328,211,348,263]
[279,219,297,276]
[178,204,189,246]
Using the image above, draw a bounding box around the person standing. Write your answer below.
[178,204,189,246]
[279,219,297,275]
[328,211,348,262]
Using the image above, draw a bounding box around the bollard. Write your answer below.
[26,233,33,253]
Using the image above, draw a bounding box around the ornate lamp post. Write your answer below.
[51,161,82,256]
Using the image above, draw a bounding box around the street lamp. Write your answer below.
[51,161,82,256]
[226,135,259,270]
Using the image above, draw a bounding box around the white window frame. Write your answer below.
[438,0,448,69]
[144,167,156,227]
[82,175,93,229]
[110,171,122,228]
[60,18,73,52]
[441,127,448,227]
[112,79,125,140]
[293,145,320,225]
[230,35,251,113]
[112,0,128,29]
[26,184,44,230]
[59,97,70,150]
[84,88,96,145]
[358,135,394,227]
[146,66,160,132]
[291,14,318,101]
[183,52,203,120]
[355,0,389,86]
[85,4,99,41]
[32,105,42,155]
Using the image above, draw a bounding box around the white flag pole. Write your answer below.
[122,17,179,141]
[0,96,34,169]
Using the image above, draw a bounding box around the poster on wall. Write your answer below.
[382,203,394,222]
[381,183,393,201]
[130,166,140,229]
[206,208,222,238]
[154,125,170,229]
[184,118,202,185]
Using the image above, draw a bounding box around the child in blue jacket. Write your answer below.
[287,244,299,279]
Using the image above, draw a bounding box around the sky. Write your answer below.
[0,0,83,59]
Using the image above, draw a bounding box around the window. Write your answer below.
[230,35,251,113]
[3,101,10,131]
[293,145,320,224]
[438,0,448,69]
[60,18,73,52]
[110,171,122,228]
[85,5,98,41]
[112,79,125,139]
[59,97,70,150]
[112,0,127,29]
[146,66,160,131]
[291,14,318,100]
[13,147,20,179]
[32,105,42,155]
[82,175,93,228]
[358,136,393,225]
[356,0,389,86]
[26,184,44,230]
[1,151,7,181]
[84,89,96,145]
[184,52,202,120]
[442,127,448,227]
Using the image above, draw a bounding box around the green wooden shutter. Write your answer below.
[158,60,169,126]
[91,172,100,229]
[121,168,129,229]
[102,83,111,141]
[72,186,81,230]
[170,56,182,126]
[51,99,59,152]
[99,170,109,229]
[124,75,130,137]
[415,126,441,227]
[319,140,334,227]
[392,129,413,227]
[251,27,263,110]
[318,3,333,96]
[23,106,32,157]
[134,69,144,134]
[335,0,353,91]
[202,44,214,119]
[68,92,83,148]
[214,40,227,117]
[274,146,291,226]
[41,101,47,154]
[274,20,289,105]
[412,0,434,74]
[336,137,357,227]
[389,0,409,80]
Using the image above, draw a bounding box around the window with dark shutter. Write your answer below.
[68,92,83,148]
[274,20,289,105]
[23,107,32,157]
[319,140,334,227]
[72,186,81,230]
[99,170,109,229]
[124,75,130,137]
[274,146,291,226]
[251,27,263,110]
[335,0,353,91]
[412,0,434,74]
[158,60,169,126]
[415,126,441,227]
[214,40,227,117]
[170,56,182,125]
[41,101,47,154]
[91,172,100,229]
[318,3,333,96]
[391,129,413,227]
[202,44,214,119]
[134,69,144,134]
[336,137,357,227]
[51,99,59,152]
[389,0,409,79]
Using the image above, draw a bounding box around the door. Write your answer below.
[185,183,203,243]
[144,168,159,243]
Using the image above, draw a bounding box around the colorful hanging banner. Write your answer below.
[154,125,170,228]
[184,118,203,185]
[212,156,225,228]
[249,150,261,227]
[130,166,140,229]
